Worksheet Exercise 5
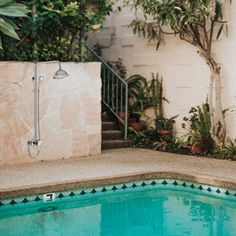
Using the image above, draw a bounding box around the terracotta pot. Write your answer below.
[191,145,201,154]
[157,130,172,135]
[129,121,144,131]
[118,111,128,121]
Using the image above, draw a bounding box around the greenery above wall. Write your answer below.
[0,0,113,61]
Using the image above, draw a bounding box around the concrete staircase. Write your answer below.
[102,112,130,149]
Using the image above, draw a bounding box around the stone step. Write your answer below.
[102,130,123,140]
[102,140,130,150]
[101,112,112,122]
[102,121,119,131]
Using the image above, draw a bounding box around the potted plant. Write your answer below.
[128,111,145,131]
[181,103,215,154]
[145,73,167,119]
[126,74,147,131]
[126,73,169,131]
[155,116,177,135]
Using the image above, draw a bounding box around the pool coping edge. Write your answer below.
[1,171,236,200]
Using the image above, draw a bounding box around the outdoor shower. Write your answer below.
[27,62,69,159]
[53,62,70,80]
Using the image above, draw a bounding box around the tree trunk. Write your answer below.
[199,50,226,146]
[208,64,226,146]
[208,73,214,131]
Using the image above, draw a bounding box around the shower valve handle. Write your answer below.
[27,139,42,146]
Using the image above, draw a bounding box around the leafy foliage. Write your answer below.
[182,103,215,153]
[145,73,167,119]
[0,0,29,49]
[127,74,148,114]
[108,58,127,80]
[0,0,113,61]
[155,116,177,131]
[129,127,156,148]
[127,73,167,119]
[217,138,236,160]
[125,0,231,145]
[126,0,228,51]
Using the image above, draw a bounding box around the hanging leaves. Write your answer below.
[0,0,29,49]
[126,0,229,53]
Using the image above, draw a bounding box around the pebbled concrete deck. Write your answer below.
[1,148,236,199]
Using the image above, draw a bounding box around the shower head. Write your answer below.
[53,62,69,80]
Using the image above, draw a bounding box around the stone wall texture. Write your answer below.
[0,62,101,166]
[89,1,236,138]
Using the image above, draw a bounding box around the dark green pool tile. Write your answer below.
[91,189,96,194]
[122,184,127,189]
[9,200,16,205]
[190,184,195,188]
[112,186,117,191]
[162,180,168,185]
[58,193,64,198]
[101,187,107,192]
[34,196,41,202]
[22,198,29,203]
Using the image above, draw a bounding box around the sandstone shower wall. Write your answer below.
[0,62,101,166]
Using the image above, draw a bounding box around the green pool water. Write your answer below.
[0,184,236,236]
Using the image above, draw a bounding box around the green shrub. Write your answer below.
[0,0,113,61]
[0,0,29,49]
[182,103,215,154]
[217,138,236,160]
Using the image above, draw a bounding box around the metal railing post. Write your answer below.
[83,43,128,140]
[124,83,128,140]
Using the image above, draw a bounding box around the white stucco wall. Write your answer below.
[89,1,236,138]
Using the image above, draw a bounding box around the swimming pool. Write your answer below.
[0,179,236,236]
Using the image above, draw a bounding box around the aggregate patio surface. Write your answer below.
[1,148,236,199]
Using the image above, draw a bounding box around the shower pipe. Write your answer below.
[27,63,42,159]
[27,62,69,160]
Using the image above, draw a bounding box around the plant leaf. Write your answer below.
[0,36,2,50]
[0,0,12,7]
[0,18,19,39]
[216,24,224,39]
[0,4,29,17]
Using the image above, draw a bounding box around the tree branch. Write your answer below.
[206,20,214,56]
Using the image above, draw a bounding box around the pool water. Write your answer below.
[0,184,236,235]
